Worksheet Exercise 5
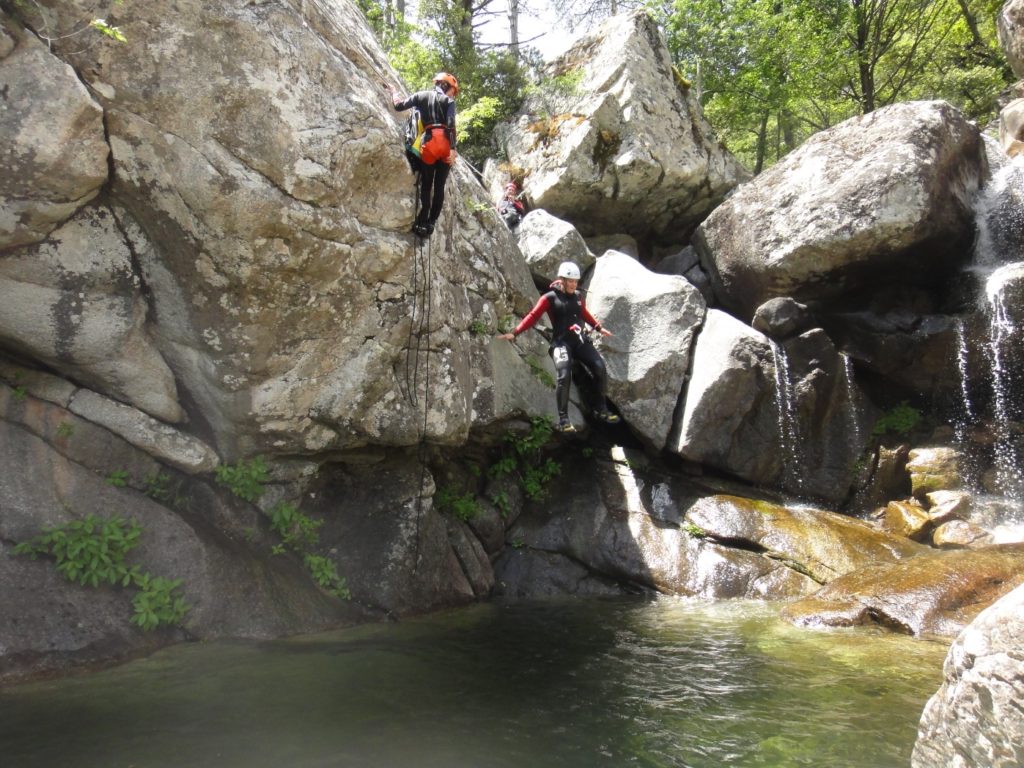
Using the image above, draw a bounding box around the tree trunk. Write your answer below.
[853,2,874,113]
[508,0,520,56]
[954,0,985,51]
[754,110,770,175]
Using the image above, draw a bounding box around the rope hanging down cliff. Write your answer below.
[406,216,435,574]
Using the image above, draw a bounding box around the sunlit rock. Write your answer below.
[925,489,972,524]
[670,311,873,502]
[586,251,705,449]
[684,495,924,583]
[516,209,594,282]
[913,581,1024,768]
[500,11,746,241]
[882,499,932,542]
[585,233,639,259]
[15,0,537,457]
[998,0,1024,79]
[781,545,1024,637]
[496,452,819,599]
[0,207,181,422]
[999,97,1024,156]
[932,519,993,549]
[695,101,985,320]
[906,446,964,496]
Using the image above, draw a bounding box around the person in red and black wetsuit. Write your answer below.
[498,261,621,433]
[391,72,458,238]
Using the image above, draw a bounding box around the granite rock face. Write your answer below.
[695,101,985,321]
[913,581,1024,768]
[501,11,746,242]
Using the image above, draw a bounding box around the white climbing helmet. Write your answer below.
[557,261,581,280]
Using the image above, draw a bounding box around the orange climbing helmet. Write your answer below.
[433,72,459,97]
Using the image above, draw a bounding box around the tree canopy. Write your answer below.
[356,0,1015,173]
[661,0,1013,170]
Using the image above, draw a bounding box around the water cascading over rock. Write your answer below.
[953,148,1024,515]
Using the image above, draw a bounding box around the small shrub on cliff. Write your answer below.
[265,502,351,601]
[487,416,560,502]
[14,514,190,630]
[435,486,481,522]
[131,573,189,631]
[872,402,922,439]
[269,502,322,549]
[215,457,269,502]
[304,553,351,600]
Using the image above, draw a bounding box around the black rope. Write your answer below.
[403,171,421,406]
[412,230,435,575]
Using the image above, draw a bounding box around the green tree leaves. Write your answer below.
[660,0,1013,172]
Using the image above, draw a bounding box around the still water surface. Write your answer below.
[0,598,947,768]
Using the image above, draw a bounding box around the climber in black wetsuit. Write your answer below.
[391,73,458,238]
[498,261,620,433]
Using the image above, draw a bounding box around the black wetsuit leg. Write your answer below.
[427,162,451,224]
[573,340,608,398]
[416,161,437,227]
[551,341,574,418]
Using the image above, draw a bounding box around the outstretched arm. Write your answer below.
[497,295,552,340]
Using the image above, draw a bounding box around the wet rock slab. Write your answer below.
[781,544,1024,637]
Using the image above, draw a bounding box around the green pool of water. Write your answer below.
[0,597,948,767]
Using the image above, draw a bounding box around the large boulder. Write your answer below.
[669,311,873,502]
[2,0,538,459]
[585,250,706,449]
[500,11,746,242]
[516,209,594,282]
[695,101,986,321]
[670,310,778,482]
[999,0,1024,79]
[822,309,962,397]
[0,206,182,422]
[912,582,1024,768]
[782,545,1024,637]
[0,17,108,250]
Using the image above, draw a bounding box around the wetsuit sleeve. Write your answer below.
[581,302,602,332]
[392,90,422,112]
[512,295,552,337]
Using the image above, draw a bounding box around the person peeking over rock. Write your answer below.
[497,181,526,230]
[391,72,459,238]
[497,261,620,433]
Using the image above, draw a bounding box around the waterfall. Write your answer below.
[770,340,803,491]
[984,265,1024,503]
[957,148,1024,514]
[840,353,864,456]
[953,318,976,444]
[972,144,1024,268]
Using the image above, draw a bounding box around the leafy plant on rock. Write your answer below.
[14,514,189,630]
[872,401,923,439]
[265,501,351,601]
[488,416,561,502]
[215,457,269,502]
